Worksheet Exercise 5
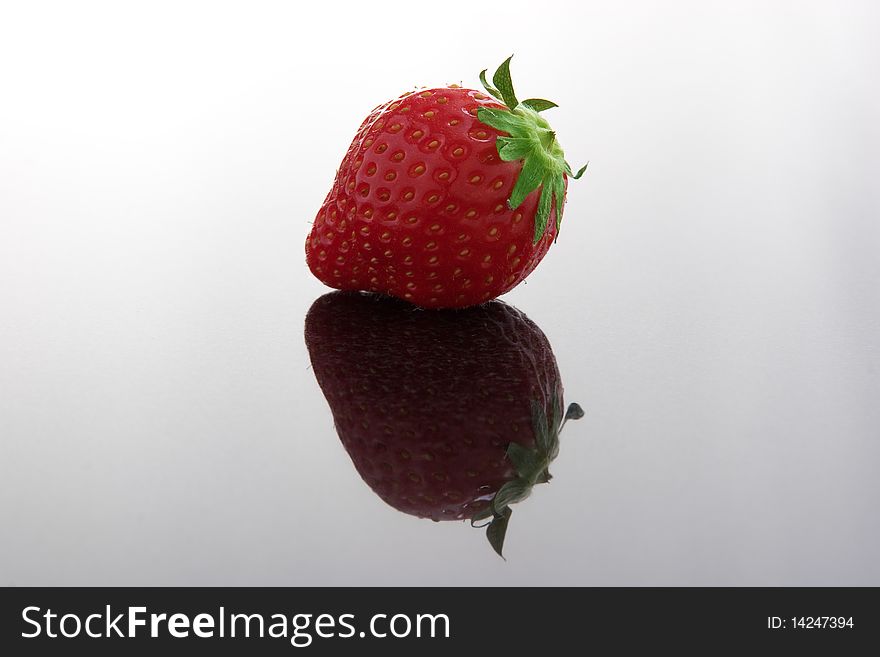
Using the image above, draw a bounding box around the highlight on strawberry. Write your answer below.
[304,291,585,558]
[306,56,587,309]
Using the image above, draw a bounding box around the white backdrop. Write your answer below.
[1,1,878,585]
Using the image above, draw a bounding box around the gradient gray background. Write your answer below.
[1,1,878,585]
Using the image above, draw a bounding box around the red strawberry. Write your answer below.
[305,56,586,309]
[304,291,584,557]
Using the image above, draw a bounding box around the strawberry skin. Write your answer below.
[304,291,583,556]
[306,57,586,309]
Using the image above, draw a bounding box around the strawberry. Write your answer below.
[304,291,584,557]
[305,56,586,309]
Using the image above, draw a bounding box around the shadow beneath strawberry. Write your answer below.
[304,291,584,558]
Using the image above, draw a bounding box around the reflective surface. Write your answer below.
[1,2,879,585]
[304,292,584,559]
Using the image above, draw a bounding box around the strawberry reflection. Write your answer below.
[304,292,583,558]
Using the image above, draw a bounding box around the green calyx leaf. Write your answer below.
[507,442,540,478]
[475,56,587,244]
[486,506,513,559]
[479,393,586,558]
[565,403,585,421]
[479,69,502,102]
[566,161,589,179]
[521,98,558,112]
[491,55,519,110]
[530,399,551,453]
